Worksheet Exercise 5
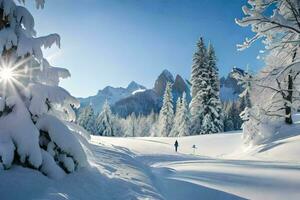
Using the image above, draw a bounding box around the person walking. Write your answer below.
[174,140,179,152]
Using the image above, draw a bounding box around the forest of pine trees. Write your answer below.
[77,38,247,137]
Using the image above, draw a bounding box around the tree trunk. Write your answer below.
[285,72,293,124]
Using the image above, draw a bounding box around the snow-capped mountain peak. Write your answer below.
[127,81,146,92]
[79,82,146,113]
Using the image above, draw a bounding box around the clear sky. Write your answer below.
[26,0,264,97]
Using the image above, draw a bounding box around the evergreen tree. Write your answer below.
[170,97,182,137]
[95,100,114,136]
[190,37,209,134]
[0,0,87,177]
[178,93,190,136]
[206,43,224,133]
[190,37,207,98]
[224,102,236,131]
[224,102,241,131]
[190,39,223,134]
[125,113,137,137]
[158,82,174,137]
[77,105,95,133]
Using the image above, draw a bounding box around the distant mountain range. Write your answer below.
[112,70,191,117]
[78,69,242,117]
[78,81,146,113]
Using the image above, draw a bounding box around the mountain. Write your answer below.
[220,70,243,102]
[172,74,191,102]
[112,69,190,117]
[112,90,161,117]
[78,81,146,113]
[154,69,174,96]
[78,68,242,117]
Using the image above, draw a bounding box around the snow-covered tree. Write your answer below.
[170,97,182,137]
[125,113,139,137]
[190,38,209,134]
[137,113,156,137]
[190,37,207,99]
[178,93,190,136]
[158,82,174,137]
[121,112,157,137]
[170,93,190,137]
[190,40,223,134]
[0,0,87,178]
[77,105,95,133]
[236,0,300,125]
[206,43,224,133]
[236,0,300,144]
[95,100,115,136]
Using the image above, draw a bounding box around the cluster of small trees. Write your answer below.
[77,101,119,136]
[154,82,191,137]
[77,102,158,137]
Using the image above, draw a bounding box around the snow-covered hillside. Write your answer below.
[2,131,300,200]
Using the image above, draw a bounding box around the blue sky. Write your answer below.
[26,0,264,97]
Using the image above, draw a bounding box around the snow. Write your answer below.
[36,114,87,169]
[1,130,300,199]
[0,97,43,168]
[40,150,66,179]
[132,88,146,95]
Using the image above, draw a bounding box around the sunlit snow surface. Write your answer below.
[1,131,300,199]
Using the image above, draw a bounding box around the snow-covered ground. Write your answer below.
[1,131,300,200]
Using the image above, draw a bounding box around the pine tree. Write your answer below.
[125,113,137,137]
[77,105,95,133]
[224,101,240,131]
[178,93,190,136]
[223,102,235,132]
[190,39,223,134]
[190,37,207,98]
[95,100,115,136]
[190,37,209,134]
[206,43,224,133]
[170,97,182,137]
[158,82,174,137]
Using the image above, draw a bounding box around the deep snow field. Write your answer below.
[1,130,300,200]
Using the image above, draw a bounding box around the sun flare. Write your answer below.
[0,67,14,81]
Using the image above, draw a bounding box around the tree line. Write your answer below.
[77,38,249,136]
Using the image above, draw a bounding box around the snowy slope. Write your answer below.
[96,132,300,200]
[1,131,300,200]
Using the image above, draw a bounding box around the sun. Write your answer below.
[0,67,14,81]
